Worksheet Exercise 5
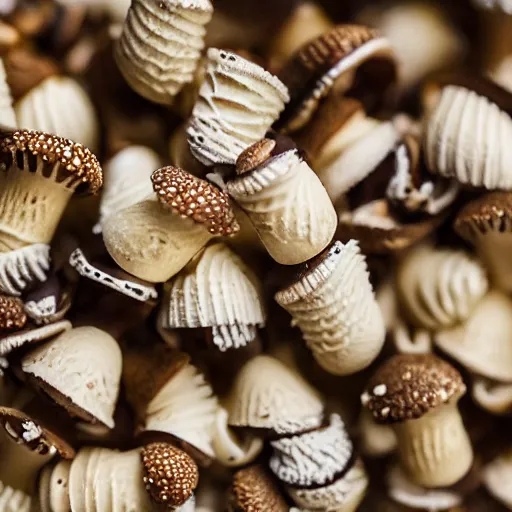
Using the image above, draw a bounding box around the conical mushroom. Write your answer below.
[102,165,240,283]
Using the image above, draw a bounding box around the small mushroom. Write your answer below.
[392,319,433,355]
[424,76,512,190]
[227,355,324,435]
[15,76,99,153]
[38,459,72,512]
[0,58,16,128]
[102,165,240,283]
[455,191,512,292]
[160,243,265,351]
[472,376,512,415]
[187,49,290,167]
[115,0,213,105]
[435,291,512,383]
[275,240,386,376]
[228,465,289,512]
[227,137,337,265]
[362,354,473,488]
[276,24,397,133]
[483,448,512,509]
[21,326,122,429]
[396,244,489,330]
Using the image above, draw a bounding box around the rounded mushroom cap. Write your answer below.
[151,166,240,236]
[230,465,288,512]
[361,354,465,423]
[0,129,102,194]
[21,326,122,428]
[141,442,199,508]
[0,294,26,330]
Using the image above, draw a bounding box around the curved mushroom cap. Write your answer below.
[361,354,465,424]
[21,326,122,428]
[230,465,288,512]
[0,129,102,194]
[228,355,324,434]
[277,24,397,133]
[435,291,512,382]
[152,166,240,236]
[483,449,512,509]
[0,294,26,331]
[141,442,199,508]
[15,76,100,153]
[38,459,72,512]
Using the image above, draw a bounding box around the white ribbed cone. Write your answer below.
[115,0,213,104]
[0,59,16,128]
[228,355,324,435]
[275,240,385,376]
[425,85,512,190]
[162,243,265,351]
[145,363,218,458]
[187,48,289,166]
[15,77,99,153]
[21,327,122,428]
[397,244,489,330]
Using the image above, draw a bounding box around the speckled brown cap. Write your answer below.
[0,129,102,193]
[361,354,466,424]
[230,465,288,512]
[454,191,512,242]
[151,166,240,236]
[236,138,277,175]
[0,294,26,330]
[141,442,199,508]
[276,24,396,132]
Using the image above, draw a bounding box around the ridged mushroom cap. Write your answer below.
[230,465,288,512]
[0,129,102,194]
[151,166,240,236]
[141,442,199,508]
[361,354,465,423]
[0,294,26,330]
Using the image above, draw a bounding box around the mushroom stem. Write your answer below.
[393,402,473,488]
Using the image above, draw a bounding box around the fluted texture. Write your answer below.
[275,240,385,376]
[187,49,289,166]
[162,243,265,351]
[115,0,213,104]
[15,77,99,153]
[145,363,218,458]
[0,481,31,512]
[0,59,16,128]
[425,85,512,190]
[397,245,489,330]
[227,150,336,264]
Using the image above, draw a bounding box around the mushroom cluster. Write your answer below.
[2,0,512,510]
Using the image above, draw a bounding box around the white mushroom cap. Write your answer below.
[21,327,122,428]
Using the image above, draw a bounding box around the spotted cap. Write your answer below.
[361,354,465,423]
[141,442,199,508]
[0,295,26,331]
[230,465,288,512]
[0,129,102,193]
[151,166,240,236]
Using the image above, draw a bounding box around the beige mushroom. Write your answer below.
[228,355,324,435]
[227,138,337,265]
[21,326,122,429]
[102,165,240,283]
[435,291,512,383]
[15,76,99,153]
[483,448,512,509]
[275,240,386,376]
[0,58,16,128]
[115,0,213,105]
[472,377,512,415]
[362,354,473,488]
[187,49,289,167]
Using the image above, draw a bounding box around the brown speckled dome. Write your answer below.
[0,295,26,331]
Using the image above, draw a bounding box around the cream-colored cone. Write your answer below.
[228,148,337,265]
[0,59,16,128]
[187,49,289,166]
[115,0,213,104]
[228,355,323,435]
[275,240,386,376]
[15,76,99,153]
[21,327,122,428]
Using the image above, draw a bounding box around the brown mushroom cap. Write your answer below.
[0,294,26,330]
[151,166,240,236]
[362,354,465,424]
[236,138,277,175]
[141,442,199,508]
[230,465,288,512]
[0,129,102,194]
[454,191,512,242]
